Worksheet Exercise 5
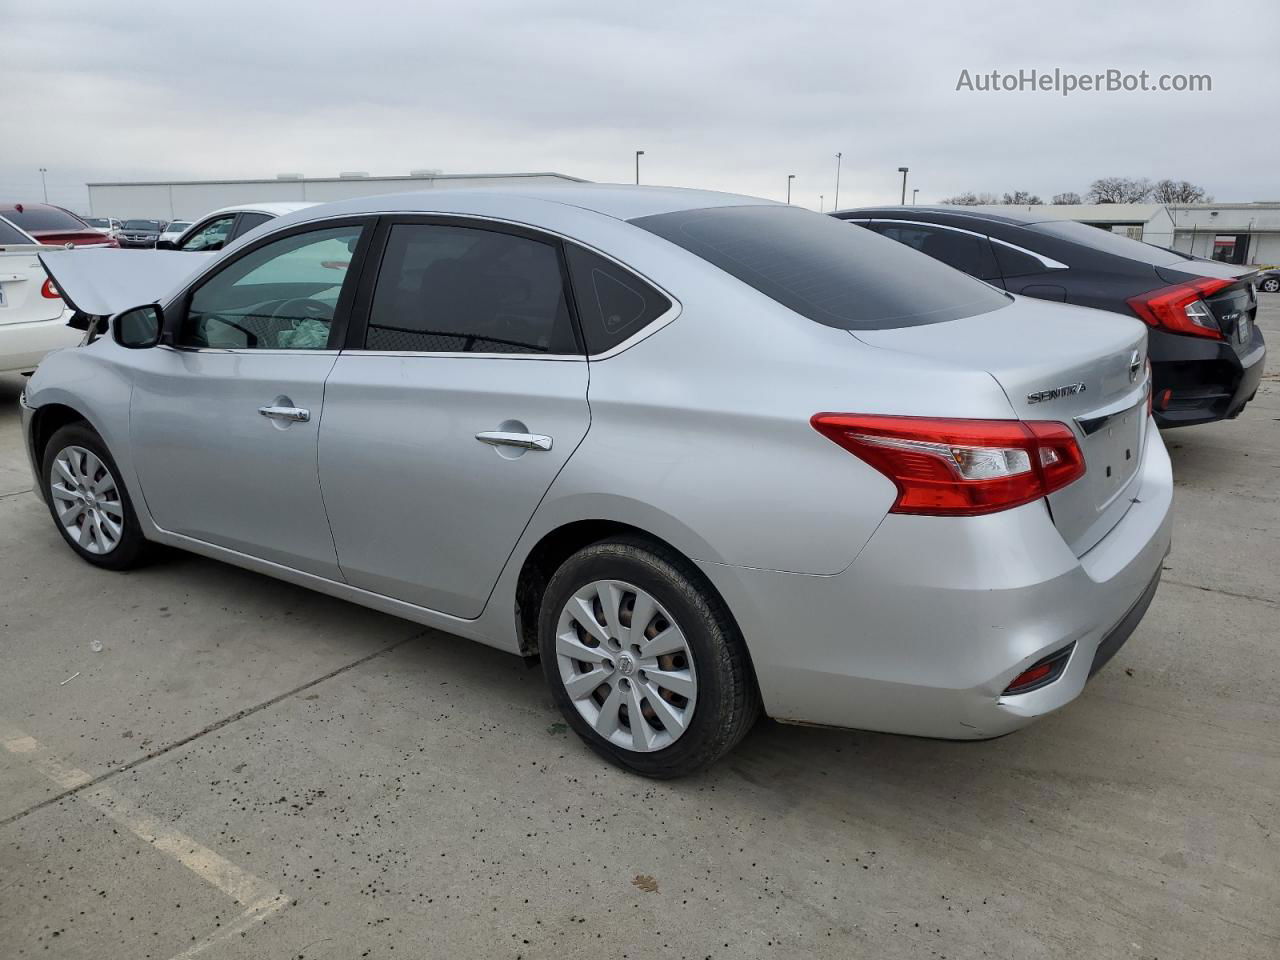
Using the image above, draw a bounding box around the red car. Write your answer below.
[0,203,118,248]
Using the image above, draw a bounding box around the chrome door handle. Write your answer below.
[258,404,311,423]
[475,430,553,451]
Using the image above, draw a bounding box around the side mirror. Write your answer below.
[112,304,164,349]
[155,239,177,250]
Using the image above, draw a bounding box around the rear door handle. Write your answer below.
[475,430,553,451]
[258,404,311,423]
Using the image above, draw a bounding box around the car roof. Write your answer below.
[199,201,318,218]
[836,204,1048,226]
[279,184,774,226]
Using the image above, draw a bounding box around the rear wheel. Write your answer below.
[539,537,759,778]
[41,423,149,570]
[1261,277,1280,293]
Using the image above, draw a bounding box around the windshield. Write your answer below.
[84,217,111,227]
[1028,219,1192,267]
[632,204,1009,330]
[4,205,87,232]
[124,219,164,230]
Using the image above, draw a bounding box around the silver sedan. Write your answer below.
[24,186,1172,777]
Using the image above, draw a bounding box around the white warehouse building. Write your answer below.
[87,171,587,221]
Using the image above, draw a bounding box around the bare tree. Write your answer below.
[1087,177,1153,203]
[1151,179,1212,204]
[1051,191,1083,204]
[1001,191,1042,205]
[939,191,1001,206]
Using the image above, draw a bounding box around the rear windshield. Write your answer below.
[125,219,163,230]
[1028,219,1191,267]
[4,205,87,232]
[631,205,1009,329]
[0,218,31,244]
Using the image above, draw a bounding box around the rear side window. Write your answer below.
[867,222,999,281]
[565,245,671,353]
[232,212,272,240]
[365,223,578,354]
[632,205,1008,330]
[992,242,1048,278]
[4,205,87,232]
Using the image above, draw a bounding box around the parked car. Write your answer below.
[0,215,79,376]
[28,187,1171,777]
[84,217,123,240]
[833,206,1266,428]
[117,219,168,248]
[157,221,192,246]
[159,202,315,251]
[0,203,118,248]
[1255,268,1280,294]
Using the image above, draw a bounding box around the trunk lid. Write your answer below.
[852,296,1150,556]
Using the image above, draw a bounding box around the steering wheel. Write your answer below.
[271,298,333,323]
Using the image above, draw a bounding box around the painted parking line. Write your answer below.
[2,726,291,958]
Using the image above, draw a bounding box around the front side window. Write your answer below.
[364,223,577,354]
[179,225,362,350]
[632,205,1008,330]
[180,215,236,252]
[868,222,1000,281]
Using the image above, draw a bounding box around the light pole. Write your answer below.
[819,194,824,212]
[635,150,644,185]
[39,167,48,203]
[912,188,919,205]
[898,166,909,205]
[833,153,842,211]
[786,174,795,204]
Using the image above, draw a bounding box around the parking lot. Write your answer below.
[0,303,1275,959]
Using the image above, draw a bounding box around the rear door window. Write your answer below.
[867,221,1000,281]
[231,212,272,240]
[363,223,578,354]
[992,242,1049,278]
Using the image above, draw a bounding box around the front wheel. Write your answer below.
[1261,277,1280,293]
[41,422,150,570]
[539,537,760,778]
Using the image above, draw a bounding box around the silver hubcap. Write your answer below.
[49,445,124,555]
[555,579,697,753]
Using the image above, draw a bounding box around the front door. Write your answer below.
[318,219,591,618]
[129,221,369,579]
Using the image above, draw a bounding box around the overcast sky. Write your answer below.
[3,0,1276,213]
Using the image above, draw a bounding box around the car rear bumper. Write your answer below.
[700,417,1173,739]
[0,312,80,376]
[1151,325,1266,427]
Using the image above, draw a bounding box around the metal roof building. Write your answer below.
[87,171,588,221]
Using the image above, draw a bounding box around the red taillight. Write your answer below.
[811,414,1086,516]
[1126,277,1232,339]
[40,278,61,300]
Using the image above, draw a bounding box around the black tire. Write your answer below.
[1262,278,1280,293]
[40,422,150,570]
[538,536,760,778]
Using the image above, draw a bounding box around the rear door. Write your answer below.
[318,217,591,618]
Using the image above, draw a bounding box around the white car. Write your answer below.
[158,202,315,252]
[83,217,123,240]
[156,221,192,246]
[0,215,78,376]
